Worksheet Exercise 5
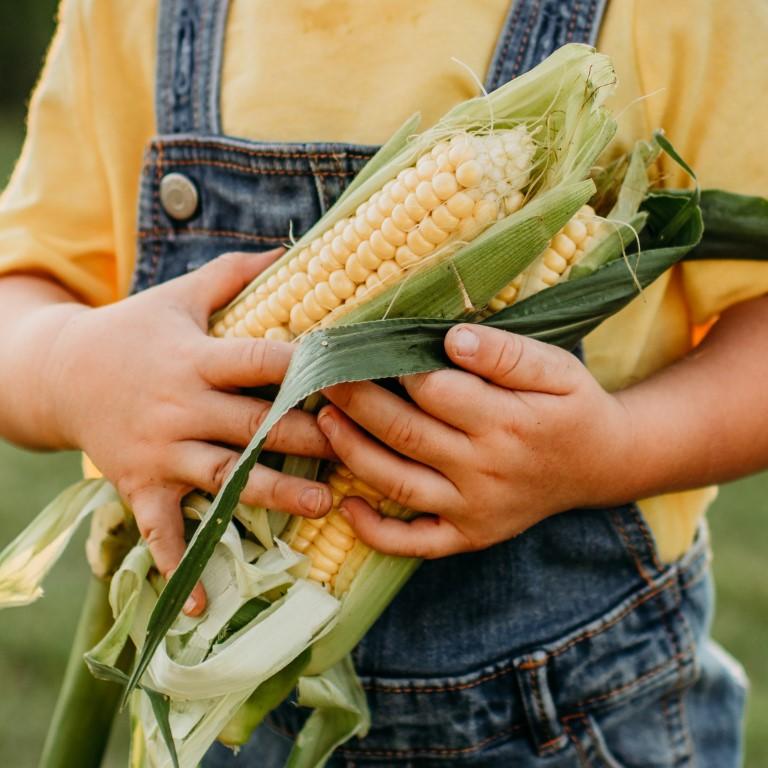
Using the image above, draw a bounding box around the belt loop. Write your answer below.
[514,650,567,756]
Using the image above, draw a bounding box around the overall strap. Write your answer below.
[155,0,231,134]
[485,0,609,91]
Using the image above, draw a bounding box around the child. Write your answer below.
[1,1,767,765]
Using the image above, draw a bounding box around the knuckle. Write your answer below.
[210,454,237,491]
[386,475,417,509]
[243,339,268,374]
[383,413,421,454]
[410,371,444,402]
[247,402,270,439]
[491,335,525,381]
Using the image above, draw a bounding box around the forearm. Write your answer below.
[0,275,87,449]
[615,294,768,500]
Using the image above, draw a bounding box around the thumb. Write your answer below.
[131,488,207,617]
[175,249,284,322]
[444,324,579,395]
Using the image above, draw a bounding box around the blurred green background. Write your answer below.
[0,2,766,767]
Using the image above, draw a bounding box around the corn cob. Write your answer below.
[211,127,536,341]
[209,126,607,598]
[488,204,603,310]
[284,206,605,596]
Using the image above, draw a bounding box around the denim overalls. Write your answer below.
[134,1,747,765]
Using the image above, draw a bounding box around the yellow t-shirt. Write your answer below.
[2,0,768,562]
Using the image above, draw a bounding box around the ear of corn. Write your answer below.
[281,203,608,606]
[211,128,537,341]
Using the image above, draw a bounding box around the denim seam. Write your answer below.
[629,504,664,573]
[152,159,357,177]
[149,142,165,288]
[361,662,515,694]
[148,139,373,160]
[267,717,525,759]
[529,666,554,744]
[335,723,525,759]
[661,690,695,767]
[566,1,581,42]
[610,510,656,587]
[572,649,691,709]
[198,0,210,132]
[489,0,525,88]
[547,576,676,660]
[191,0,201,131]
[562,717,590,767]
[138,228,286,242]
[676,692,695,766]
[679,562,708,591]
[513,0,542,77]
[583,714,621,768]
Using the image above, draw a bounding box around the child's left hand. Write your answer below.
[319,324,634,558]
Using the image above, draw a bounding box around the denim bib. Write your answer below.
[134,2,746,765]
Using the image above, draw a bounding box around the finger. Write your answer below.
[172,249,284,323]
[445,324,581,395]
[196,337,293,388]
[317,405,460,511]
[400,369,509,435]
[194,392,335,458]
[130,487,207,616]
[322,381,465,467]
[340,497,470,558]
[173,442,332,518]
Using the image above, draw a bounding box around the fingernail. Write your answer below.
[317,412,336,437]
[300,487,327,516]
[339,505,353,524]
[453,327,479,357]
[183,596,198,614]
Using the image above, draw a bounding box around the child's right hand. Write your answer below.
[44,250,334,613]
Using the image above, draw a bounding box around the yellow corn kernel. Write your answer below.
[489,204,598,311]
[211,129,537,340]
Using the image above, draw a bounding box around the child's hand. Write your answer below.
[47,250,334,612]
[319,324,632,559]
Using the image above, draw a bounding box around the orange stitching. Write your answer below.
[678,689,695,761]
[518,659,546,670]
[138,228,286,242]
[573,651,689,708]
[150,138,373,160]
[267,718,523,758]
[529,666,553,742]
[611,511,655,587]
[562,718,590,767]
[337,723,524,758]
[150,158,356,176]
[149,142,164,286]
[538,734,564,750]
[362,662,515,694]
[629,505,663,572]
[513,0,541,76]
[547,577,675,660]
[565,0,581,42]
[490,0,525,87]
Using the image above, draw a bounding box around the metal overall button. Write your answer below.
[159,172,199,221]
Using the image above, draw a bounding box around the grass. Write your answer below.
[0,117,766,768]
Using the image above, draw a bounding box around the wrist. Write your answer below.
[607,384,687,504]
[29,302,92,449]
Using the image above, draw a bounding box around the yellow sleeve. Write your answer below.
[0,0,117,306]
[636,0,768,323]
